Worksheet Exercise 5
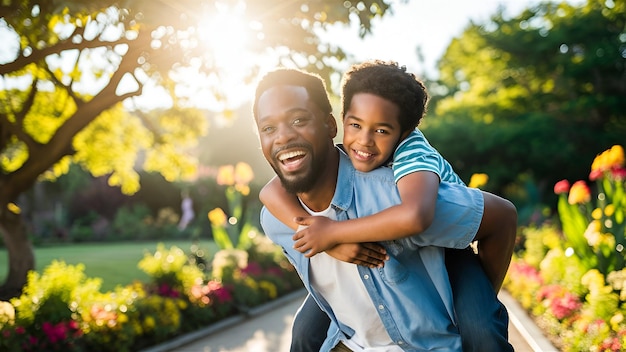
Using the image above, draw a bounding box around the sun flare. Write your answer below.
[197,4,251,70]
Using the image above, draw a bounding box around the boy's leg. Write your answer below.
[446,247,513,352]
[291,293,330,352]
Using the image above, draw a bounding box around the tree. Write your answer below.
[425,0,625,200]
[0,0,397,299]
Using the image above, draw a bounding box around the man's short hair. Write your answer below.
[253,68,333,119]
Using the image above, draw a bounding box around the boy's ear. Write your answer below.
[400,129,412,140]
[326,113,338,138]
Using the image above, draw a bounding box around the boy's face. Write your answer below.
[255,84,337,194]
[343,93,403,172]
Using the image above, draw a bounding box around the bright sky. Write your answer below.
[320,0,582,77]
[1,0,583,112]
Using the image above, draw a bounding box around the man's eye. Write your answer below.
[261,126,275,134]
[293,117,310,126]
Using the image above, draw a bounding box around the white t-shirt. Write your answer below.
[299,202,403,351]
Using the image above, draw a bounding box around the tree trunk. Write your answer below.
[0,207,34,300]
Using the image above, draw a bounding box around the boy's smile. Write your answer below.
[343,93,403,172]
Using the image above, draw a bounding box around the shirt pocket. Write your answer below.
[376,255,409,284]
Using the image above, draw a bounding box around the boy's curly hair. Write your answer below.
[341,60,429,133]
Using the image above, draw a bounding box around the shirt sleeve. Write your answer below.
[392,129,465,185]
[399,182,484,249]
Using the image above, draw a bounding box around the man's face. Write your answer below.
[255,85,337,194]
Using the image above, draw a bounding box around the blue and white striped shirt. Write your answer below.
[393,129,464,186]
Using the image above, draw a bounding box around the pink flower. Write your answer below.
[611,167,626,181]
[600,337,622,351]
[42,321,68,344]
[207,280,233,303]
[241,262,263,276]
[589,169,603,181]
[553,179,570,194]
[510,262,543,284]
[537,285,582,320]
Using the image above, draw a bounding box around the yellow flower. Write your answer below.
[144,316,156,331]
[235,184,251,196]
[0,301,15,327]
[468,173,489,188]
[607,145,625,167]
[605,204,615,217]
[584,220,602,247]
[234,162,254,186]
[208,208,227,226]
[217,165,235,186]
[7,203,20,214]
[592,145,625,172]
[568,180,591,205]
[610,312,624,330]
[591,208,603,220]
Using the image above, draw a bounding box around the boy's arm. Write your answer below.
[292,171,440,256]
[260,176,388,267]
[259,176,308,231]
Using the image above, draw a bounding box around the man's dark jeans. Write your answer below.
[290,247,513,352]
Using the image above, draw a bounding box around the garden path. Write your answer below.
[144,289,556,352]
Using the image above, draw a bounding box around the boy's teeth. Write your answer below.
[356,150,371,157]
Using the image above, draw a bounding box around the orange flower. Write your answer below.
[553,179,570,194]
[567,180,590,205]
[591,145,625,172]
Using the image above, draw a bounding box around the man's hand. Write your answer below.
[325,243,388,268]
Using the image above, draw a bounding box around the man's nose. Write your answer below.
[275,124,298,144]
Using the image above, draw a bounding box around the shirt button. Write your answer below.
[363,274,369,279]
[398,341,404,345]
[378,305,384,310]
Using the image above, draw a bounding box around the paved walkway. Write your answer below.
[143,289,557,352]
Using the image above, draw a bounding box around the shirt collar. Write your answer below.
[331,145,354,213]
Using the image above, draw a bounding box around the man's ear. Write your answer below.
[326,113,338,138]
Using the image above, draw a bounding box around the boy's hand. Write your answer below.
[293,216,339,257]
[325,243,388,268]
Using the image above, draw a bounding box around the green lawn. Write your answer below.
[0,240,219,292]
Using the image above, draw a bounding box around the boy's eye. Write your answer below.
[375,128,389,134]
[348,123,361,129]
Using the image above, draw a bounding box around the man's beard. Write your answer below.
[275,167,319,194]
[270,147,326,194]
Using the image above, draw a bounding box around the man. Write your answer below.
[253,67,513,351]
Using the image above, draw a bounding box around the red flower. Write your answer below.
[589,169,603,181]
[611,167,626,181]
[553,179,570,194]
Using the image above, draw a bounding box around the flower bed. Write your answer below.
[503,145,626,351]
[0,235,301,351]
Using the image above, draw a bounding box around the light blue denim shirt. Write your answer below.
[260,147,484,352]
